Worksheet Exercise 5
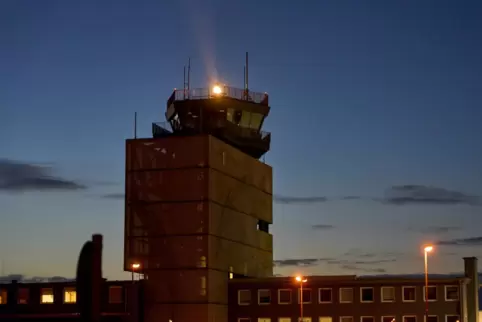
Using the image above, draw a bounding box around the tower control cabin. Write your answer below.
[124,81,274,322]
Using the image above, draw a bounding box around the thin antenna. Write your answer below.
[183,65,186,99]
[134,112,137,139]
[245,52,249,92]
[244,66,246,91]
[187,57,191,97]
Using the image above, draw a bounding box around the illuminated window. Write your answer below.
[108,286,123,304]
[64,287,76,303]
[40,288,54,304]
[18,288,29,304]
[0,289,7,304]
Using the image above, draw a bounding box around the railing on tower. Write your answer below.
[167,86,269,107]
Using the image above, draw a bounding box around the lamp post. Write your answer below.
[131,263,140,283]
[423,245,433,320]
[295,276,307,322]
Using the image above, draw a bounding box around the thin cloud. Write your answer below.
[274,195,328,204]
[102,193,124,199]
[311,224,336,230]
[104,185,480,207]
[0,159,85,192]
[384,185,480,206]
[436,236,482,246]
[273,258,334,267]
[340,265,387,274]
[408,225,462,235]
[328,259,396,266]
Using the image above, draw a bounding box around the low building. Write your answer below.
[229,274,466,322]
[0,258,478,322]
[228,257,479,322]
[0,279,139,322]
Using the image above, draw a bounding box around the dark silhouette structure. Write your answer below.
[76,234,103,322]
[124,76,274,321]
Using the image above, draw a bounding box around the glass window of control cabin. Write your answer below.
[426,316,438,322]
[319,317,333,322]
[108,286,123,303]
[279,319,291,322]
[298,318,312,322]
[340,317,353,322]
[382,317,396,322]
[249,113,263,130]
[40,288,54,304]
[18,288,29,304]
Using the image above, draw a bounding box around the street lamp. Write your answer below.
[423,245,433,320]
[295,276,308,322]
[131,263,141,283]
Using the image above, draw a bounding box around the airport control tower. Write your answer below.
[124,54,273,322]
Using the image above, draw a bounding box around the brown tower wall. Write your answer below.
[124,134,273,322]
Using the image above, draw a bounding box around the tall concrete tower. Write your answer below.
[124,60,273,322]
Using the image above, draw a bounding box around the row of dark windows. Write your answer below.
[0,286,124,305]
[237,316,460,322]
[238,285,460,305]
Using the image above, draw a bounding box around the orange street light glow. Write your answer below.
[424,245,433,252]
[295,276,307,282]
[132,263,141,269]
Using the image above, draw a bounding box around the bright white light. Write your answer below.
[424,246,433,253]
[212,85,222,95]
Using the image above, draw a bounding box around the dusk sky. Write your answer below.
[1,0,482,281]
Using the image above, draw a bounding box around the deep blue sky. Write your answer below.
[1,0,482,280]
